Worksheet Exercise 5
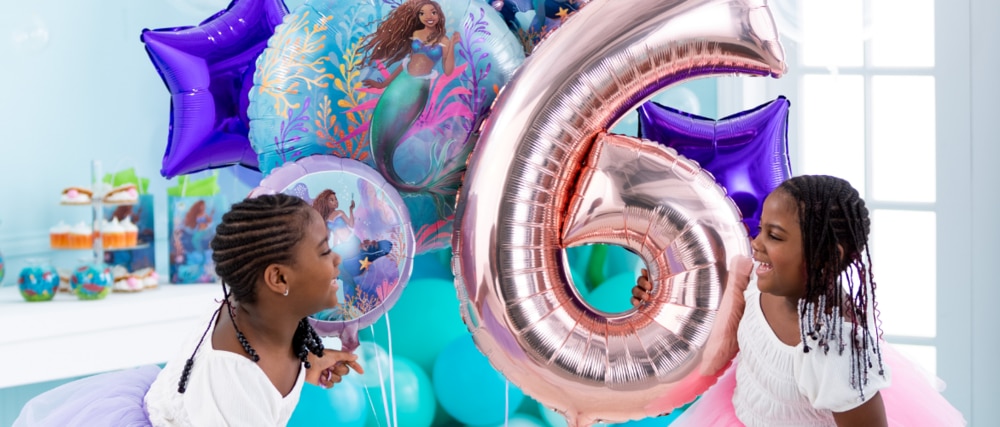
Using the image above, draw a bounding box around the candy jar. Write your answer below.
[18,260,59,302]
[71,263,113,300]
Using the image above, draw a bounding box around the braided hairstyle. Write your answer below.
[177,194,326,393]
[776,175,885,399]
[360,0,447,67]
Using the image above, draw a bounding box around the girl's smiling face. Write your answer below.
[751,189,807,298]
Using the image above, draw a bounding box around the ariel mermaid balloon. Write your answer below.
[360,0,461,195]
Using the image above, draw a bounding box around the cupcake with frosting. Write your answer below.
[69,222,93,249]
[49,221,70,249]
[103,218,125,249]
[121,217,139,247]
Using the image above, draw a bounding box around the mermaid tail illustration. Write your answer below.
[368,66,434,193]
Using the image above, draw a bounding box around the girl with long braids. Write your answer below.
[144,194,364,425]
[13,194,364,426]
[360,0,460,193]
[632,175,965,426]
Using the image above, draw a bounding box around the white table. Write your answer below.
[0,284,223,388]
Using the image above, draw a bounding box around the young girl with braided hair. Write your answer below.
[144,193,364,425]
[14,194,364,426]
[633,175,965,426]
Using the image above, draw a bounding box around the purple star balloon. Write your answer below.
[141,0,288,178]
[638,96,792,237]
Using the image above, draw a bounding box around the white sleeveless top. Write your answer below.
[144,312,305,426]
[732,284,891,427]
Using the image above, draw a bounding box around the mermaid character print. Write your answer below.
[360,0,460,193]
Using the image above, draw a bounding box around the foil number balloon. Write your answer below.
[452,0,785,425]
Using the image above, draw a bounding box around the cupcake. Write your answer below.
[105,184,138,204]
[71,264,113,300]
[69,222,93,249]
[122,217,139,247]
[103,218,125,249]
[60,187,93,205]
[49,221,70,249]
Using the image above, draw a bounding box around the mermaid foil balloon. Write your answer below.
[248,0,523,253]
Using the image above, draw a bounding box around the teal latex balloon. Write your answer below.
[363,355,437,427]
[433,335,524,425]
[479,413,549,427]
[538,401,608,427]
[289,378,368,427]
[582,272,640,314]
[363,278,467,374]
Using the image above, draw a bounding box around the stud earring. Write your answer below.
[283,287,289,297]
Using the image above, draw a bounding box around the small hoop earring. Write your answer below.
[283,287,289,297]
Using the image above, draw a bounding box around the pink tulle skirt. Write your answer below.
[13,365,159,427]
[670,345,967,426]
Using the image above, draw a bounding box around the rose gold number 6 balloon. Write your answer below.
[452,0,785,425]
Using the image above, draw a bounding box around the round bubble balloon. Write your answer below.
[251,155,415,351]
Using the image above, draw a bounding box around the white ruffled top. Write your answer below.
[144,311,305,426]
[732,283,891,427]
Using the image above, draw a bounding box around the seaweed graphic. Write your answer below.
[274,97,311,165]
[458,8,495,121]
[256,12,336,118]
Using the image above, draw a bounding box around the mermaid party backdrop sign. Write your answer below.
[248,0,525,254]
[251,155,415,351]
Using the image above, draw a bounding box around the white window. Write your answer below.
[718,0,973,419]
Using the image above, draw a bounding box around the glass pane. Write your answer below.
[871,210,936,337]
[801,0,864,67]
[872,76,936,202]
[801,74,865,196]
[872,0,935,67]
[889,343,938,379]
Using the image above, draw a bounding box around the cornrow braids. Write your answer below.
[777,175,885,400]
[177,194,326,394]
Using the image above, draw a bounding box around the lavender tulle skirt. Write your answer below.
[13,365,160,427]
[671,344,967,426]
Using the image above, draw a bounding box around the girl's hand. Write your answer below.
[450,31,461,46]
[631,269,653,306]
[349,200,356,211]
[306,350,365,389]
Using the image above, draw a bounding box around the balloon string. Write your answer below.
[386,313,399,427]
[370,325,391,427]
[504,380,510,426]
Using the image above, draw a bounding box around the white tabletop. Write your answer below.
[0,284,223,388]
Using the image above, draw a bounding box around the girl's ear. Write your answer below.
[262,264,288,295]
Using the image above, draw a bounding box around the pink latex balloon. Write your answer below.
[451,0,785,425]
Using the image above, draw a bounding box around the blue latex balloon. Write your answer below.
[288,378,368,427]
[433,334,524,425]
[363,278,468,374]
[362,355,437,427]
[140,0,288,178]
[638,97,792,237]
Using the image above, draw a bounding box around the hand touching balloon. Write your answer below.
[307,350,365,389]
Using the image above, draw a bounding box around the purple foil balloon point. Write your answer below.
[141,0,288,178]
[638,96,792,237]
